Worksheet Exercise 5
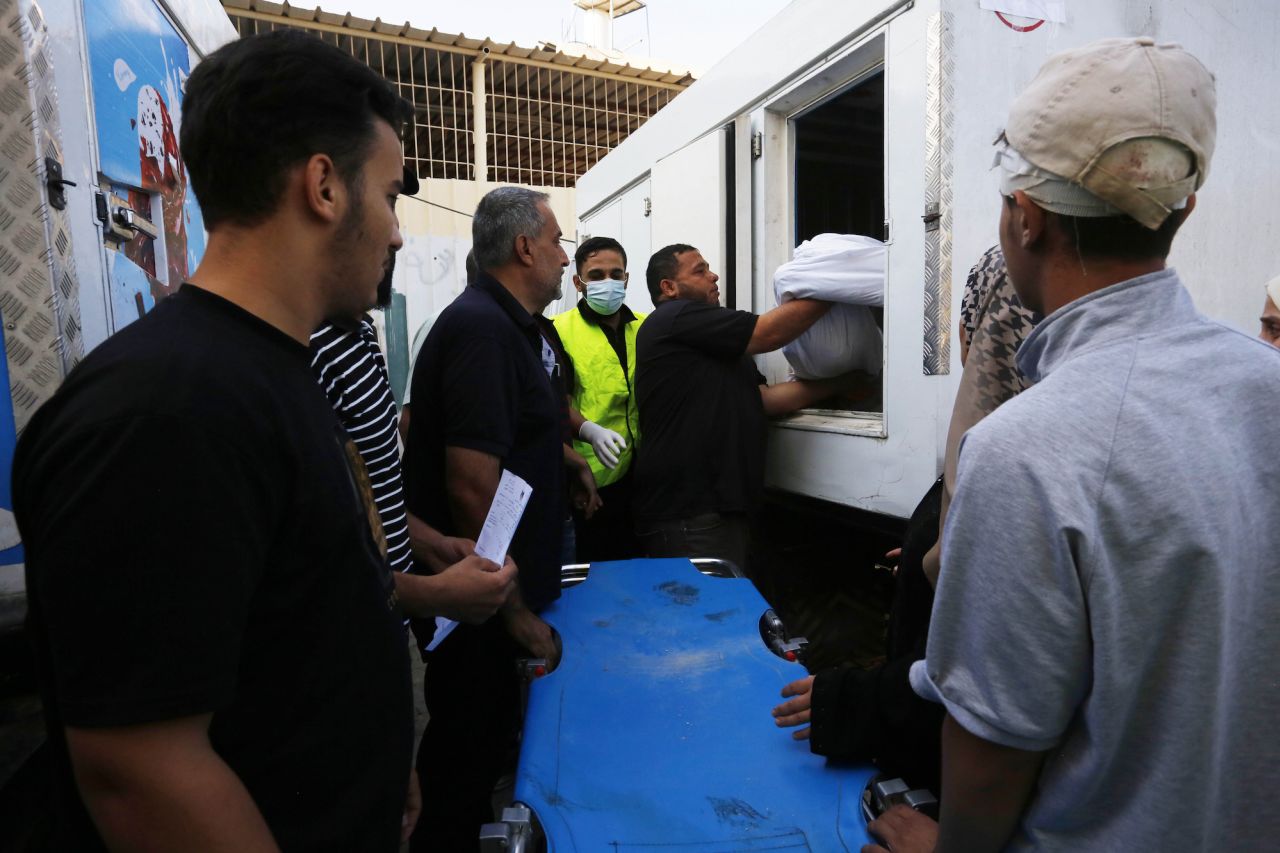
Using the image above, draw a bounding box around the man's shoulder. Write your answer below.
[1186,314,1280,372]
[37,293,317,453]
[416,293,514,360]
[650,298,693,315]
[550,305,579,326]
[433,288,513,334]
[963,375,1111,477]
[63,301,253,400]
[640,298,710,330]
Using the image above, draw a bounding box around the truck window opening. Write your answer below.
[792,71,885,416]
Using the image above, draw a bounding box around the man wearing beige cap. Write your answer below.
[867,38,1280,853]
[1261,275,1280,346]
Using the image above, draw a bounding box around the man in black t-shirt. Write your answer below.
[633,244,855,572]
[14,31,419,851]
[403,186,570,851]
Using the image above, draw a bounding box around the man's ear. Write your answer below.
[1012,190,1046,250]
[303,153,342,224]
[572,274,586,293]
[513,234,536,269]
[1177,193,1197,224]
[659,278,679,299]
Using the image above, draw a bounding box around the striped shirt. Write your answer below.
[310,319,414,579]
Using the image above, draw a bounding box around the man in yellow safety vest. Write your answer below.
[553,236,644,561]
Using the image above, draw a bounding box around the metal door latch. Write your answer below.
[922,202,941,231]
[95,192,158,243]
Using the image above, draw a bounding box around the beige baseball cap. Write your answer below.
[1002,37,1216,230]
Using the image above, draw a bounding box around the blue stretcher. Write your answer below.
[499,558,879,851]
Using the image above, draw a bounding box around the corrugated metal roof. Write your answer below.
[220,0,696,86]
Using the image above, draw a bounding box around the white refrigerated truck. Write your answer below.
[571,0,1278,526]
[0,0,236,629]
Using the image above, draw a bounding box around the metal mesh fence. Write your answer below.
[228,14,680,187]
[229,15,473,180]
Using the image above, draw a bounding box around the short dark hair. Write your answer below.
[464,249,478,285]
[575,236,627,273]
[1051,211,1185,262]
[1007,195,1186,262]
[181,29,412,229]
[472,187,550,271]
[646,243,696,303]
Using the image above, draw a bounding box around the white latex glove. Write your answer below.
[578,421,626,469]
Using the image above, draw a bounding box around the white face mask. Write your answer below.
[584,278,627,316]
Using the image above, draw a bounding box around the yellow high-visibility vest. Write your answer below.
[552,305,645,486]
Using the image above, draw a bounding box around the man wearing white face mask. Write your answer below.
[553,236,645,561]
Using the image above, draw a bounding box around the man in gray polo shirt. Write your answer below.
[867,38,1280,852]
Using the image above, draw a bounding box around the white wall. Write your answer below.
[395,178,577,343]
[946,0,1280,335]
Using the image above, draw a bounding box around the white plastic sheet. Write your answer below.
[773,234,886,379]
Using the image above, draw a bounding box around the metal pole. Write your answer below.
[472,53,489,183]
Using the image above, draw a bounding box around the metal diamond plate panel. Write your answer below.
[0,0,83,432]
[922,11,953,376]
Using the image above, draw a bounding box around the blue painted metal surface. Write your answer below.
[515,558,877,851]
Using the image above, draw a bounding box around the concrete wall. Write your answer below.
[392,178,577,356]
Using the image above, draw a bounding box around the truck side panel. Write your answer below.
[0,0,234,629]
[578,0,1277,519]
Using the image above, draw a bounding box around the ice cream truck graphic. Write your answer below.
[0,0,236,629]
[82,0,211,321]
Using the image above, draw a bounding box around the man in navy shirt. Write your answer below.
[403,187,569,850]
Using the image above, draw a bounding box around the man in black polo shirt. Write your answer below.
[634,243,856,573]
[13,31,417,850]
[403,186,569,851]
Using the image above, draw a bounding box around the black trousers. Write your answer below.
[574,472,641,563]
[635,511,752,576]
[411,618,523,852]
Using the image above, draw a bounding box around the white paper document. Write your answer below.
[980,0,1067,24]
[474,469,533,564]
[426,470,533,652]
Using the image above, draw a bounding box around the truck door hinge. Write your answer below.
[751,131,763,159]
[922,202,941,232]
[44,157,75,211]
[643,196,652,218]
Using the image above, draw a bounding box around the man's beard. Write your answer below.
[376,254,396,309]
[675,282,712,304]
[328,174,388,317]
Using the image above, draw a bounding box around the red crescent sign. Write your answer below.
[996,11,1046,32]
